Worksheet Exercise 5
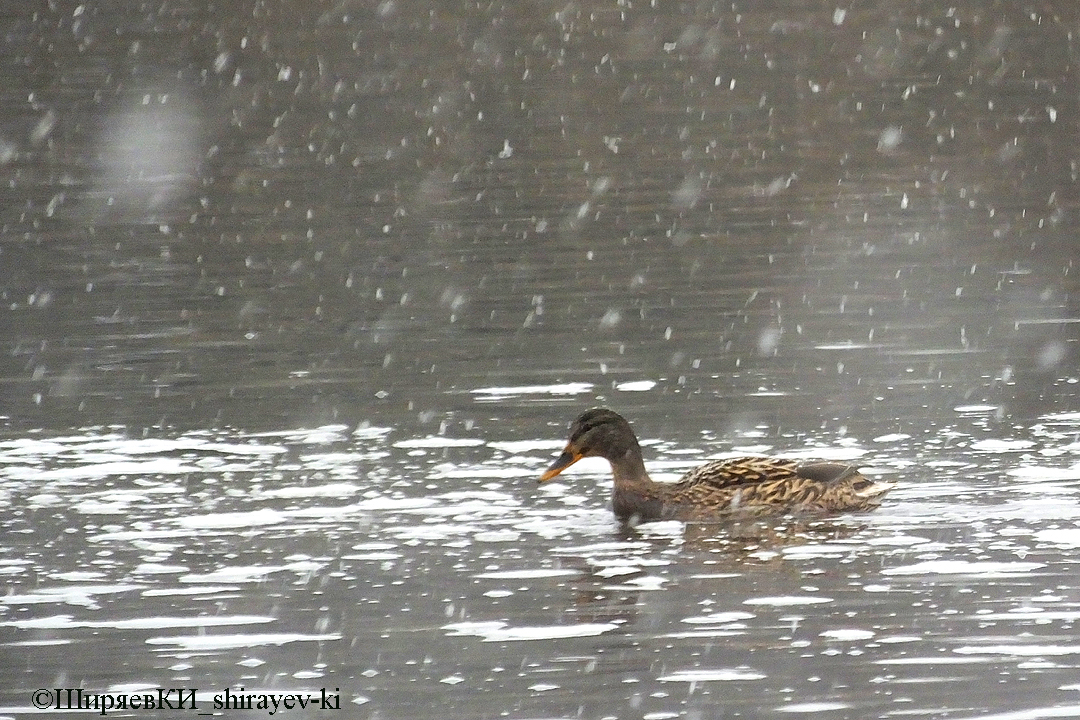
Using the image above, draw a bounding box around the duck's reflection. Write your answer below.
[555,515,867,625]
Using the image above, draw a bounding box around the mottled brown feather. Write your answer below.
[540,409,893,522]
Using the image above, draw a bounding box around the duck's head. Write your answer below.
[539,408,642,482]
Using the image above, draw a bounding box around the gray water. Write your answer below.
[2,1,1080,718]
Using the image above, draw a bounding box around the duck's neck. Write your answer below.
[608,450,665,521]
[609,450,650,487]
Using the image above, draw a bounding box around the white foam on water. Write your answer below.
[246,425,351,444]
[551,541,652,555]
[474,530,522,543]
[681,611,756,624]
[0,584,147,608]
[145,633,341,650]
[952,707,1080,720]
[0,437,69,456]
[254,482,361,499]
[1009,465,1080,482]
[970,439,1036,452]
[474,569,580,579]
[488,440,566,453]
[0,614,275,630]
[874,656,1005,665]
[616,380,657,392]
[342,552,401,561]
[820,629,875,641]
[743,596,834,607]
[864,534,933,546]
[513,510,618,539]
[389,523,481,541]
[351,542,397,551]
[442,620,618,642]
[0,432,295,493]
[776,702,852,713]
[176,509,288,530]
[781,543,858,559]
[728,444,774,454]
[340,496,431,513]
[52,571,105,582]
[815,342,882,350]
[75,500,135,515]
[973,610,1080,621]
[4,458,200,481]
[351,425,394,440]
[4,639,72,647]
[873,433,911,443]
[396,499,519,521]
[132,563,188,575]
[862,584,891,593]
[882,560,1045,577]
[777,447,868,461]
[608,576,667,591]
[593,565,642,578]
[470,382,593,397]
[633,520,686,539]
[89,528,199,543]
[658,667,766,682]
[140,586,241,597]
[1035,529,1080,548]
[876,635,921,644]
[392,436,486,448]
[429,466,533,479]
[954,645,1080,656]
[1039,412,1080,423]
[662,629,746,639]
[179,561,324,584]
[78,435,288,457]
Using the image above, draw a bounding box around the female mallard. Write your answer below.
[540,408,893,522]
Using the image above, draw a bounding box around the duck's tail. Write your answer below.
[854,479,895,500]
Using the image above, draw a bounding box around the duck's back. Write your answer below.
[664,456,888,517]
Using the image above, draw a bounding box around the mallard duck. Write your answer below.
[539,408,893,522]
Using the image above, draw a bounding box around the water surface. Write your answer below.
[2,0,1079,718]
[4,406,1080,718]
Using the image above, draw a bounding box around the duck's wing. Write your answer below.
[663,457,800,512]
[791,460,863,485]
[672,456,803,492]
[669,456,885,509]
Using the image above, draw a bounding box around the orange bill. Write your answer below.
[539,449,582,482]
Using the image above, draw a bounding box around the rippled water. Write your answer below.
[5,397,1080,717]
[3,0,1080,718]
